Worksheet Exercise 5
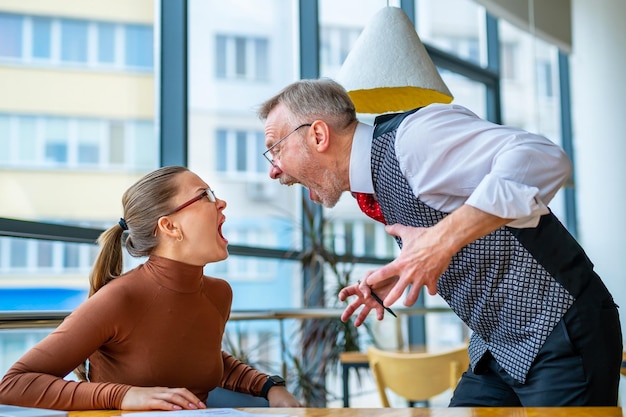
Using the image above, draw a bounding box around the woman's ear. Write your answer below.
[155,216,180,240]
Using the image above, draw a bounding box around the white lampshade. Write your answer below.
[336,7,453,114]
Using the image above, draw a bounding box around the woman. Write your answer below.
[0,166,300,410]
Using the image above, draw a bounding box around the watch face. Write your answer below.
[269,375,285,385]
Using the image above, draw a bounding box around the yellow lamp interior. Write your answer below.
[348,86,453,114]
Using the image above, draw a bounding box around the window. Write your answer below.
[214,35,269,81]
[0,13,22,58]
[0,13,152,71]
[0,115,9,164]
[9,239,27,268]
[97,23,116,64]
[327,219,397,258]
[0,114,157,170]
[77,120,101,165]
[215,129,266,174]
[32,17,52,59]
[44,118,69,164]
[320,26,361,77]
[416,0,487,67]
[61,19,88,63]
[125,24,153,68]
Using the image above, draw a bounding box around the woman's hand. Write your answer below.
[267,386,302,407]
[121,386,207,410]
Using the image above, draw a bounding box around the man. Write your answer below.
[257,78,622,407]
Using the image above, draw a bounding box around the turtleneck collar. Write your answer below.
[142,255,205,293]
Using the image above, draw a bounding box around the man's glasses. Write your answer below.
[167,188,217,215]
[263,123,312,166]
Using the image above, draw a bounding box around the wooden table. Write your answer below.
[68,407,624,417]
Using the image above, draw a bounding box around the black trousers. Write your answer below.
[449,279,622,407]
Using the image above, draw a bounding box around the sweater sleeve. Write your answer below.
[0,291,132,410]
[219,351,267,396]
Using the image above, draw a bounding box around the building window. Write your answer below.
[536,60,554,97]
[1,114,156,170]
[215,129,266,174]
[97,22,116,64]
[0,13,152,72]
[32,17,52,59]
[61,19,88,63]
[0,13,22,58]
[501,42,517,80]
[327,219,397,259]
[320,26,361,76]
[125,24,153,69]
[214,34,269,81]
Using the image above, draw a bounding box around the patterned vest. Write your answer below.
[371,109,600,383]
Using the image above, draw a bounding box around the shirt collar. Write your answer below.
[349,122,375,193]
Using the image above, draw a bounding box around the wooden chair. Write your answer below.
[367,344,469,407]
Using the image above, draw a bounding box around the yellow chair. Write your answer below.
[367,344,469,407]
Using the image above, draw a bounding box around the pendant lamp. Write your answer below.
[335,6,453,114]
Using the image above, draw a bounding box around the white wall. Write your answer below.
[571,0,626,340]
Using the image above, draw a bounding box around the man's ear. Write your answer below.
[155,216,179,240]
[310,120,331,152]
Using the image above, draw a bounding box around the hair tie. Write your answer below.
[118,218,128,231]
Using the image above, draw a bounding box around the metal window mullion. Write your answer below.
[159,0,187,167]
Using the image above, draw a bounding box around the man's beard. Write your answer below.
[299,150,344,208]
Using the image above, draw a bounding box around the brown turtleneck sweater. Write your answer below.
[0,255,267,410]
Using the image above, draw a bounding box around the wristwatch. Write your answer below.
[261,375,286,399]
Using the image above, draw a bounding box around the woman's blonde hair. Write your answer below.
[74,165,188,380]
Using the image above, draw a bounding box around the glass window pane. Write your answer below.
[32,17,52,59]
[216,129,227,171]
[61,19,88,62]
[499,20,565,222]
[37,241,54,268]
[254,38,268,80]
[77,120,101,164]
[98,23,116,63]
[256,132,266,173]
[0,115,10,164]
[319,0,393,79]
[234,37,246,77]
[0,13,22,58]
[235,131,247,171]
[1,1,157,316]
[17,116,37,163]
[132,121,157,170]
[215,35,227,78]
[9,239,27,268]
[440,69,487,118]
[63,243,79,268]
[188,0,302,252]
[108,121,125,164]
[125,24,153,68]
[416,0,487,67]
[44,118,68,163]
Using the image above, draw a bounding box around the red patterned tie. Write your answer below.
[354,192,386,224]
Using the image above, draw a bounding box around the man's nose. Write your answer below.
[269,164,282,179]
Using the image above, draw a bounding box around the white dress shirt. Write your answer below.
[349,103,572,228]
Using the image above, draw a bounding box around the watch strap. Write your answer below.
[260,375,285,400]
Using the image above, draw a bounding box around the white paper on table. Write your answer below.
[126,409,294,417]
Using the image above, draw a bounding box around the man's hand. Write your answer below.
[121,386,207,410]
[365,223,452,307]
[338,275,398,326]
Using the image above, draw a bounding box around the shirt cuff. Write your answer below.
[465,174,550,228]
